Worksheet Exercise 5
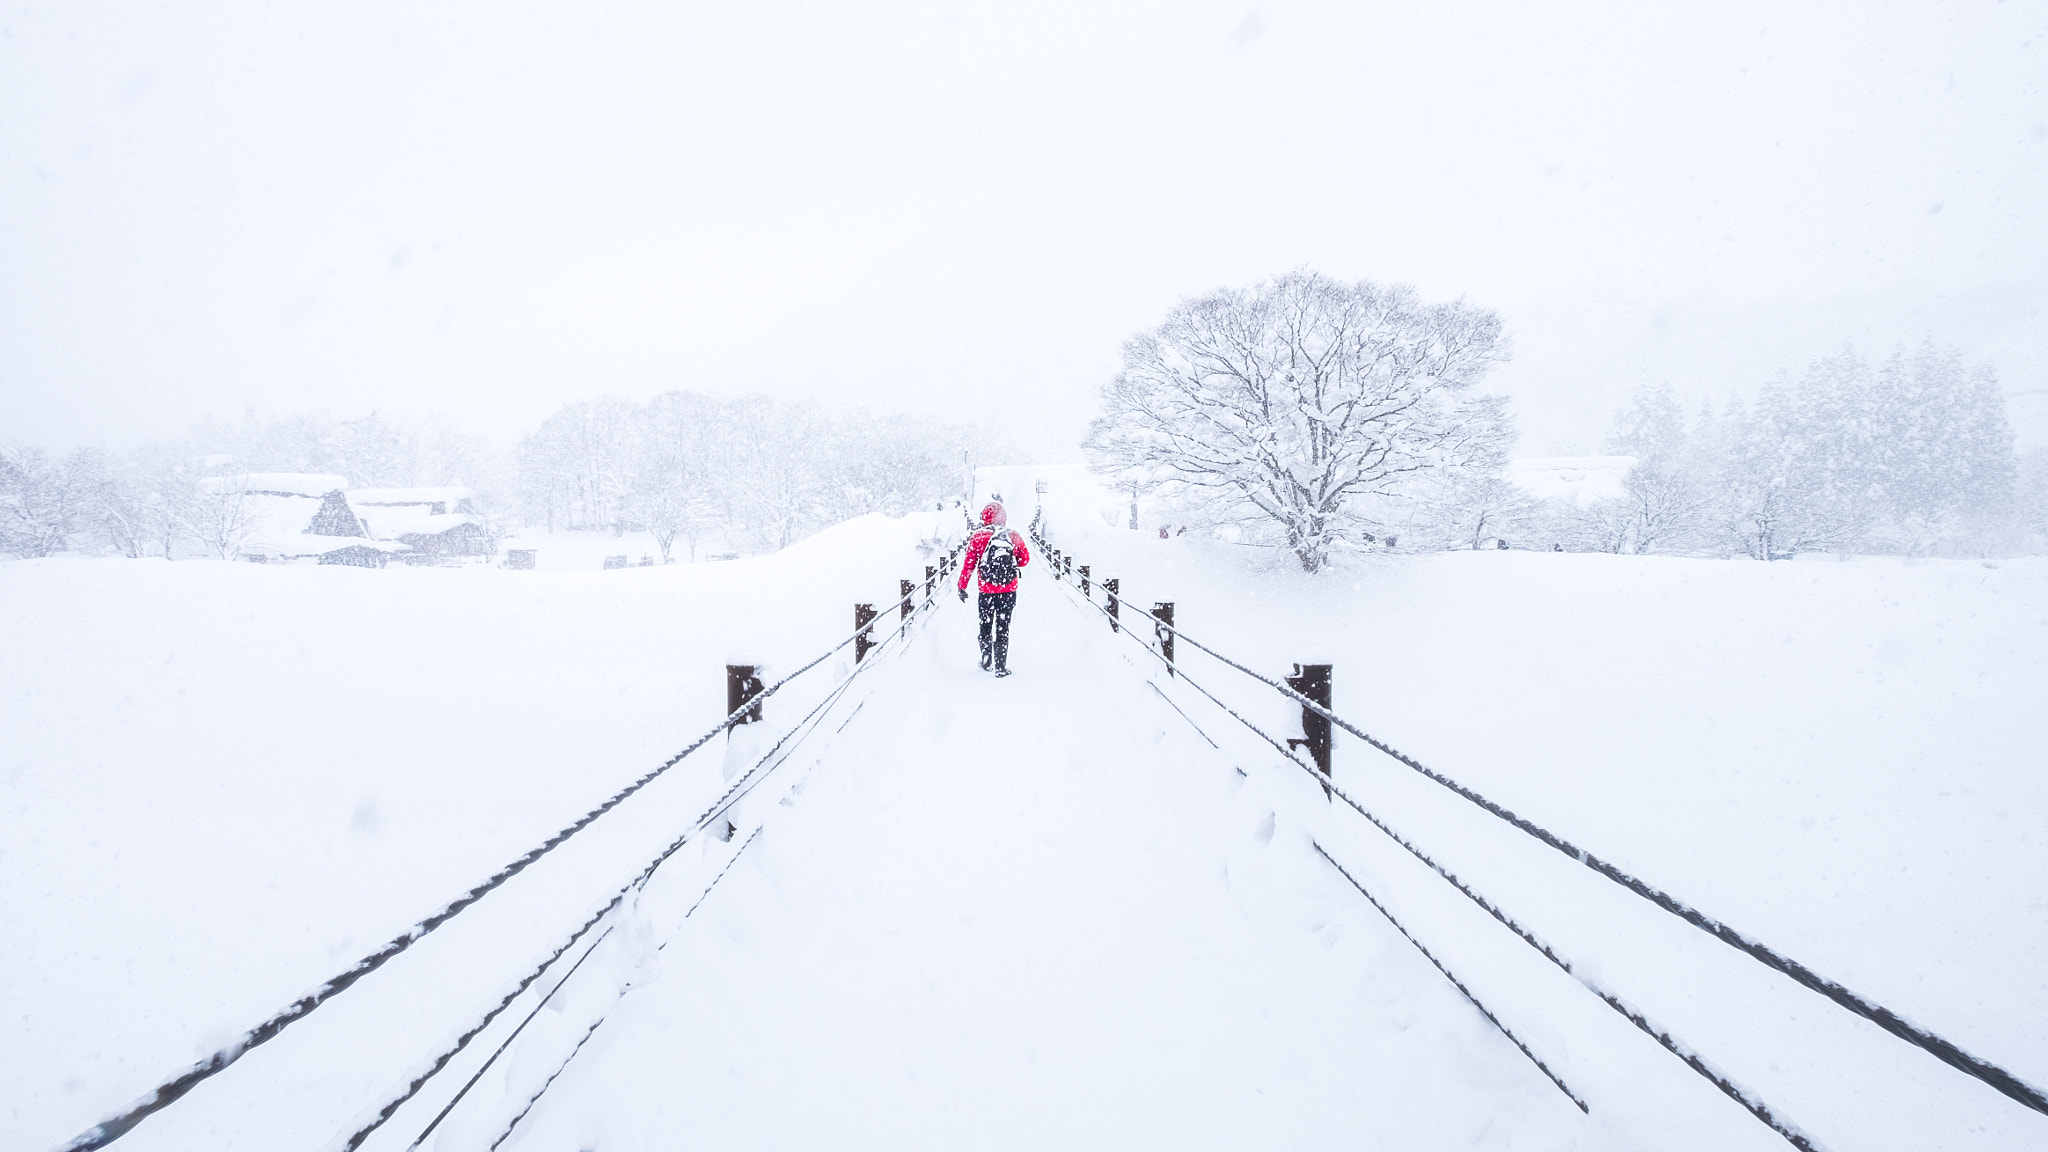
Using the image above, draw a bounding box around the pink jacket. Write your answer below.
[958,503,1031,594]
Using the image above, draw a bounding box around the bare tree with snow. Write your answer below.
[629,391,724,563]
[174,481,268,560]
[516,397,636,532]
[1084,269,1513,571]
[0,446,100,558]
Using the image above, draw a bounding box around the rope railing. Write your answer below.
[1051,557,1821,1149]
[1311,842,1587,1113]
[1036,529,2048,1123]
[404,578,946,1150]
[61,550,964,1152]
[469,819,774,1152]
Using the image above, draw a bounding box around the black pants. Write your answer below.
[977,591,1016,671]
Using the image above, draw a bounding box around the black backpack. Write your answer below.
[977,529,1018,586]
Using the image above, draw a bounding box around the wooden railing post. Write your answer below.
[726,664,764,729]
[1104,578,1120,633]
[1079,564,1090,597]
[854,603,878,663]
[926,565,936,598]
[1285,663,1333,784]
[1153,602,1175,677]
[900,579,915,633]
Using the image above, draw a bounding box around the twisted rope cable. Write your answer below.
[403,822,771,1152]
[1058,578,1820,1150]
[60,575,946,1152]
[371,584,940,1149]
[1042,534,2047,1119]
[1311,841,1587,1113]
[344,583,939,1151]
[462,588,955,1148]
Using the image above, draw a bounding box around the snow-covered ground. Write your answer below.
[491,529,756,572]
[4,475,2044,1151]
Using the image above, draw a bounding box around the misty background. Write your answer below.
[3,0,2043,466]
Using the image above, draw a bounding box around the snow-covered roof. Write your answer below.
[357,505,479,540]
[349,487,478,506]
[198,473,349,498]
[1508,456,1634,506]
[226,492,402,557]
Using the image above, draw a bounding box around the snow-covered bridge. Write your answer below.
[7,481,2047,1152]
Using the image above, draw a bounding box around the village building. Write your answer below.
[349,487,490,561]
[195,473,406,567]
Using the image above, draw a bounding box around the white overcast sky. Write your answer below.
[3,0,2044,460]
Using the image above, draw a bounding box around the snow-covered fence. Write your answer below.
[56,546,974,1152]
[853,603,879,663]
[1030,526,2048,1149]
[1151,602,1174,677]
[1283,663,1332,780]
[725,665,765,728]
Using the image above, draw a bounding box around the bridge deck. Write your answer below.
[438,581,1727,1152]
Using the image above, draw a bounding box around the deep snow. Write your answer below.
[3,474,2045,1151]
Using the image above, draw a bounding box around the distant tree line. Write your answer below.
[7,292,2042,564]
[513,392,979,561]
[2,396,982,562]
[1508,343,2035,558]
[1085,269,2042,566]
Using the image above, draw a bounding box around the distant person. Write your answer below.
[957,501,1031,677]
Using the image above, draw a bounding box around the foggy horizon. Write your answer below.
[9,6,2048,1147]
[5,1,2044,462]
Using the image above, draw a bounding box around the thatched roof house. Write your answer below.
[349,487,489,560]
[195,473,405,566]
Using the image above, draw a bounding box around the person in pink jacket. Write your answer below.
[956,501,1032,676]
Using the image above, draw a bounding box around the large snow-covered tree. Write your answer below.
[1084,270,1512,571]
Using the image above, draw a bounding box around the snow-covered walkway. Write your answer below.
[11,524,2045,1152]
[461,579,1610,1152]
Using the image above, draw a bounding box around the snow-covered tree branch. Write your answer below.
[1084,269,1513,571]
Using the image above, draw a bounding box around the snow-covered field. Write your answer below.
[4,474,2044,1151]
[490,529,755,572]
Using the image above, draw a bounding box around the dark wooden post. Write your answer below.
[1285,663,1333,784]
[1104,578,1120,633]
[1079,564,1090,597]
[926,565,936,598]
[1153,602,1175,677]
[726,664,764,728]
[899,579,915,634]
[854,603,878,663]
